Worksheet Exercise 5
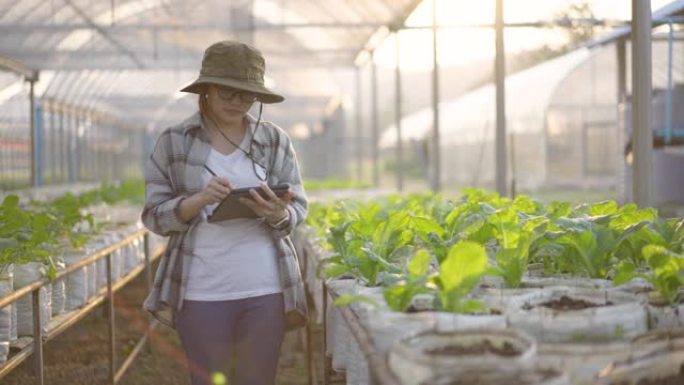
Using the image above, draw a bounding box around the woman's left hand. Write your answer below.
[238,182,294,224]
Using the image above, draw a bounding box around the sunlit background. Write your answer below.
[0,0,682,207]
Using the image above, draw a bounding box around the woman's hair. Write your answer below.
[198,88,209,117]
[198,87,220,129]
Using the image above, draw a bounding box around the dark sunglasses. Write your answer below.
[215,86,259,103]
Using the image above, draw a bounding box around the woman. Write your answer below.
[141,40,308,385]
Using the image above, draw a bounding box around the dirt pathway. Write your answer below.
[3,271,332,385]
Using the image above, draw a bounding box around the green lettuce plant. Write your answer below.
[615,245,684,305]
[384,248,432,312]
[431,241,488,313]
[0,195,59,279]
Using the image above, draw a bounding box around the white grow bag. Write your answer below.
[63,247,89,311]
[50,261,66,316]
[388,328,537,385]
[14,262,50,336]
[425,366,571,385]
[506,287,648,342]
[0,265,13,365]
[325,279,356,372]
[591,344,684,385]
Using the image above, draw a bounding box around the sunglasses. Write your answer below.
[214,86,259,103]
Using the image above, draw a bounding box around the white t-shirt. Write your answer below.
[184,133,282,301]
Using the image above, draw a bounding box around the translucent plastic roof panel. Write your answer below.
[0,0,421,130]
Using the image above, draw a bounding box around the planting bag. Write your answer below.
[326,279,356,371]
[537,341,634,383]
[646,303,684,330]
[51,261,66,316]
[426,367,571,385]
[506,287,648,342]
[0,269,13,365]
[14,262,50,336]
[591,345,684,385]
[63,248,89,311]
[388,328,537,385]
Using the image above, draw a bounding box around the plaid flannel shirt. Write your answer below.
[141,112,308,330]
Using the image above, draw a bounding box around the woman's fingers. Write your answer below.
[215,177,233,189]
[249,188,271,207]
[238,197,260,212]
[209,178,232,195]
[200,177,233,204]
[259,182,293,203]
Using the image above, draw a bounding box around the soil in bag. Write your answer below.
[529,295,612,311]
[611,364,684,385]
[425,339,520,357]
[428,368,562,385]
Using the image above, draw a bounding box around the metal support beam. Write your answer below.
[371,51,380,188]
[631,0,653,207]
[8,54,356,71]
[389,0,423,31]
[495,0,508,197]
[1,15,663,35]
[107,253,116,385]
[1,48,359,59]
[63,0,146,69]
[665,19,674,144]
[0,21,385,34]
[617,41,627,104]
[29,79,37,187]
[394,31,404,192]
[356,67,363,183]
[617,39,628,199]
[35,99,44,187]
[430,0,441,192]
[32,290,44,385]
[0,56,37,80]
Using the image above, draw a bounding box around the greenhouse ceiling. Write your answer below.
[0,0,421,130]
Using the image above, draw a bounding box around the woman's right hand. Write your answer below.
[199,176,233,205]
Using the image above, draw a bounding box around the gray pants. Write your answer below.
[175,293,285,385]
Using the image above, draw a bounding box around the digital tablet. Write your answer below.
[207,184,291,222]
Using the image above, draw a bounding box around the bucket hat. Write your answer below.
[180,40,284,104]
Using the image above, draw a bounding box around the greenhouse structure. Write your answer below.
[380,1,684,205]
[1,1,684,385]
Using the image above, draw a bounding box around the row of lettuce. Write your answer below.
[306,189,684,312]
[0,180,145,280]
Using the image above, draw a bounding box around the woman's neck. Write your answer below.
[205,115,247,136]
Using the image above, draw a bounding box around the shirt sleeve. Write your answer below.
[268,126,308,239]
[140,130,192,236]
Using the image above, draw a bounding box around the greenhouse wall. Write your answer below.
[547,40,684,196]
[0,71,146,190]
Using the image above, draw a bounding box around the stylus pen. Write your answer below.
[203,164,217,177]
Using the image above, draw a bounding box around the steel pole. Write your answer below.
[356,67,363,183]
[495,0,508,197]
[430,0,441,192]
[371,51,380,188]
[29,79,36,187]
[631,0,653,207]
[395,31,404,192]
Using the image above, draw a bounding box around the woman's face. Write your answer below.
[205,84,257,126]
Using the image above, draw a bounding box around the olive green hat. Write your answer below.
[180,40,284,104]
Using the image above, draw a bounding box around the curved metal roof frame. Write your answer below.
[0,0,421,130]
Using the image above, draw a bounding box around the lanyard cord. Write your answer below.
[208,103,268,180]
